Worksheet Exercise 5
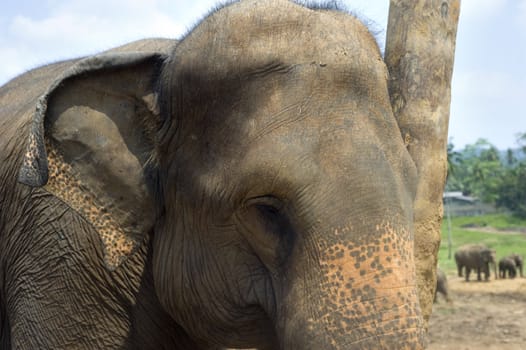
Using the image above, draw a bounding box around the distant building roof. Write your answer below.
[443,191,478,203]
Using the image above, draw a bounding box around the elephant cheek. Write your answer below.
[279,223,425,349]
[151,224,185,321]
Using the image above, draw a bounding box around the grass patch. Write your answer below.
[449,214,526,230]
[438,214,526,275]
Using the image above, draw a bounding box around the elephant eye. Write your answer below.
[252,196,282,217]
[239,195,296,267]
[244,196,288,237]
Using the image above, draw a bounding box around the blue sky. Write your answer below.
[1,0,525,150]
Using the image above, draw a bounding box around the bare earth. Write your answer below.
[428,274,526,349]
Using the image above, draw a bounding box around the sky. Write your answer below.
[1,0,525,151]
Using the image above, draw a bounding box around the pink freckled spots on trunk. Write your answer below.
[308,220,423,344]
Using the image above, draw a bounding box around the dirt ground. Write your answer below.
[428,273,526,349]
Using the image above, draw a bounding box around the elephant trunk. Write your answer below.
[274,221,426,349]
[278,289,425,349]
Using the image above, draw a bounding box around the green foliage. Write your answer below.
[496,162,526,217]
[518,132,526,154]
[447,133,526,218]
[438,214,526,274]
[450,213,526,230]
[495,133,526,218]
[446,142,461,178]
[447,138,503,201]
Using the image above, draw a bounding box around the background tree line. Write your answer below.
[446,132,526,218]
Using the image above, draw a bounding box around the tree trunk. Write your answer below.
[384,0,461,328]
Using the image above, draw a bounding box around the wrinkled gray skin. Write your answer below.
[499,257,517,279]
[0,39,201,349]
[455,244,497,282]
[434,268,450,303]
[508,253,524,277]
[0,1,426,349]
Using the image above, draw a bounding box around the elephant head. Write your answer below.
[18,1,425,348]
[481,248,497,279]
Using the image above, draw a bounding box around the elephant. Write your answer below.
[508,253,524,277]
[0,1,432,349]
[454,244,497,282]
[434,268,451,303]
[498,257,517,279]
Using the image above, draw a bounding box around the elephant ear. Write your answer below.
[18,52,166,270]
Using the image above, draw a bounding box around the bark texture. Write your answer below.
[384,0,461,327]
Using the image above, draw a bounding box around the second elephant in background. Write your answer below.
[454,244,497,282]
[498,257,517,279]
[499,254,524,278]
[435,268,451,303]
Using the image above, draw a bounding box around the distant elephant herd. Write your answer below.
[435,244,524,302]
[454,244,524,281]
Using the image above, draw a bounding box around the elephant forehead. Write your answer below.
[175,0,384,80]
[192,60,398,163]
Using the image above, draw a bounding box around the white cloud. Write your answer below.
[7,2,186,49]
[0,0,217,84]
